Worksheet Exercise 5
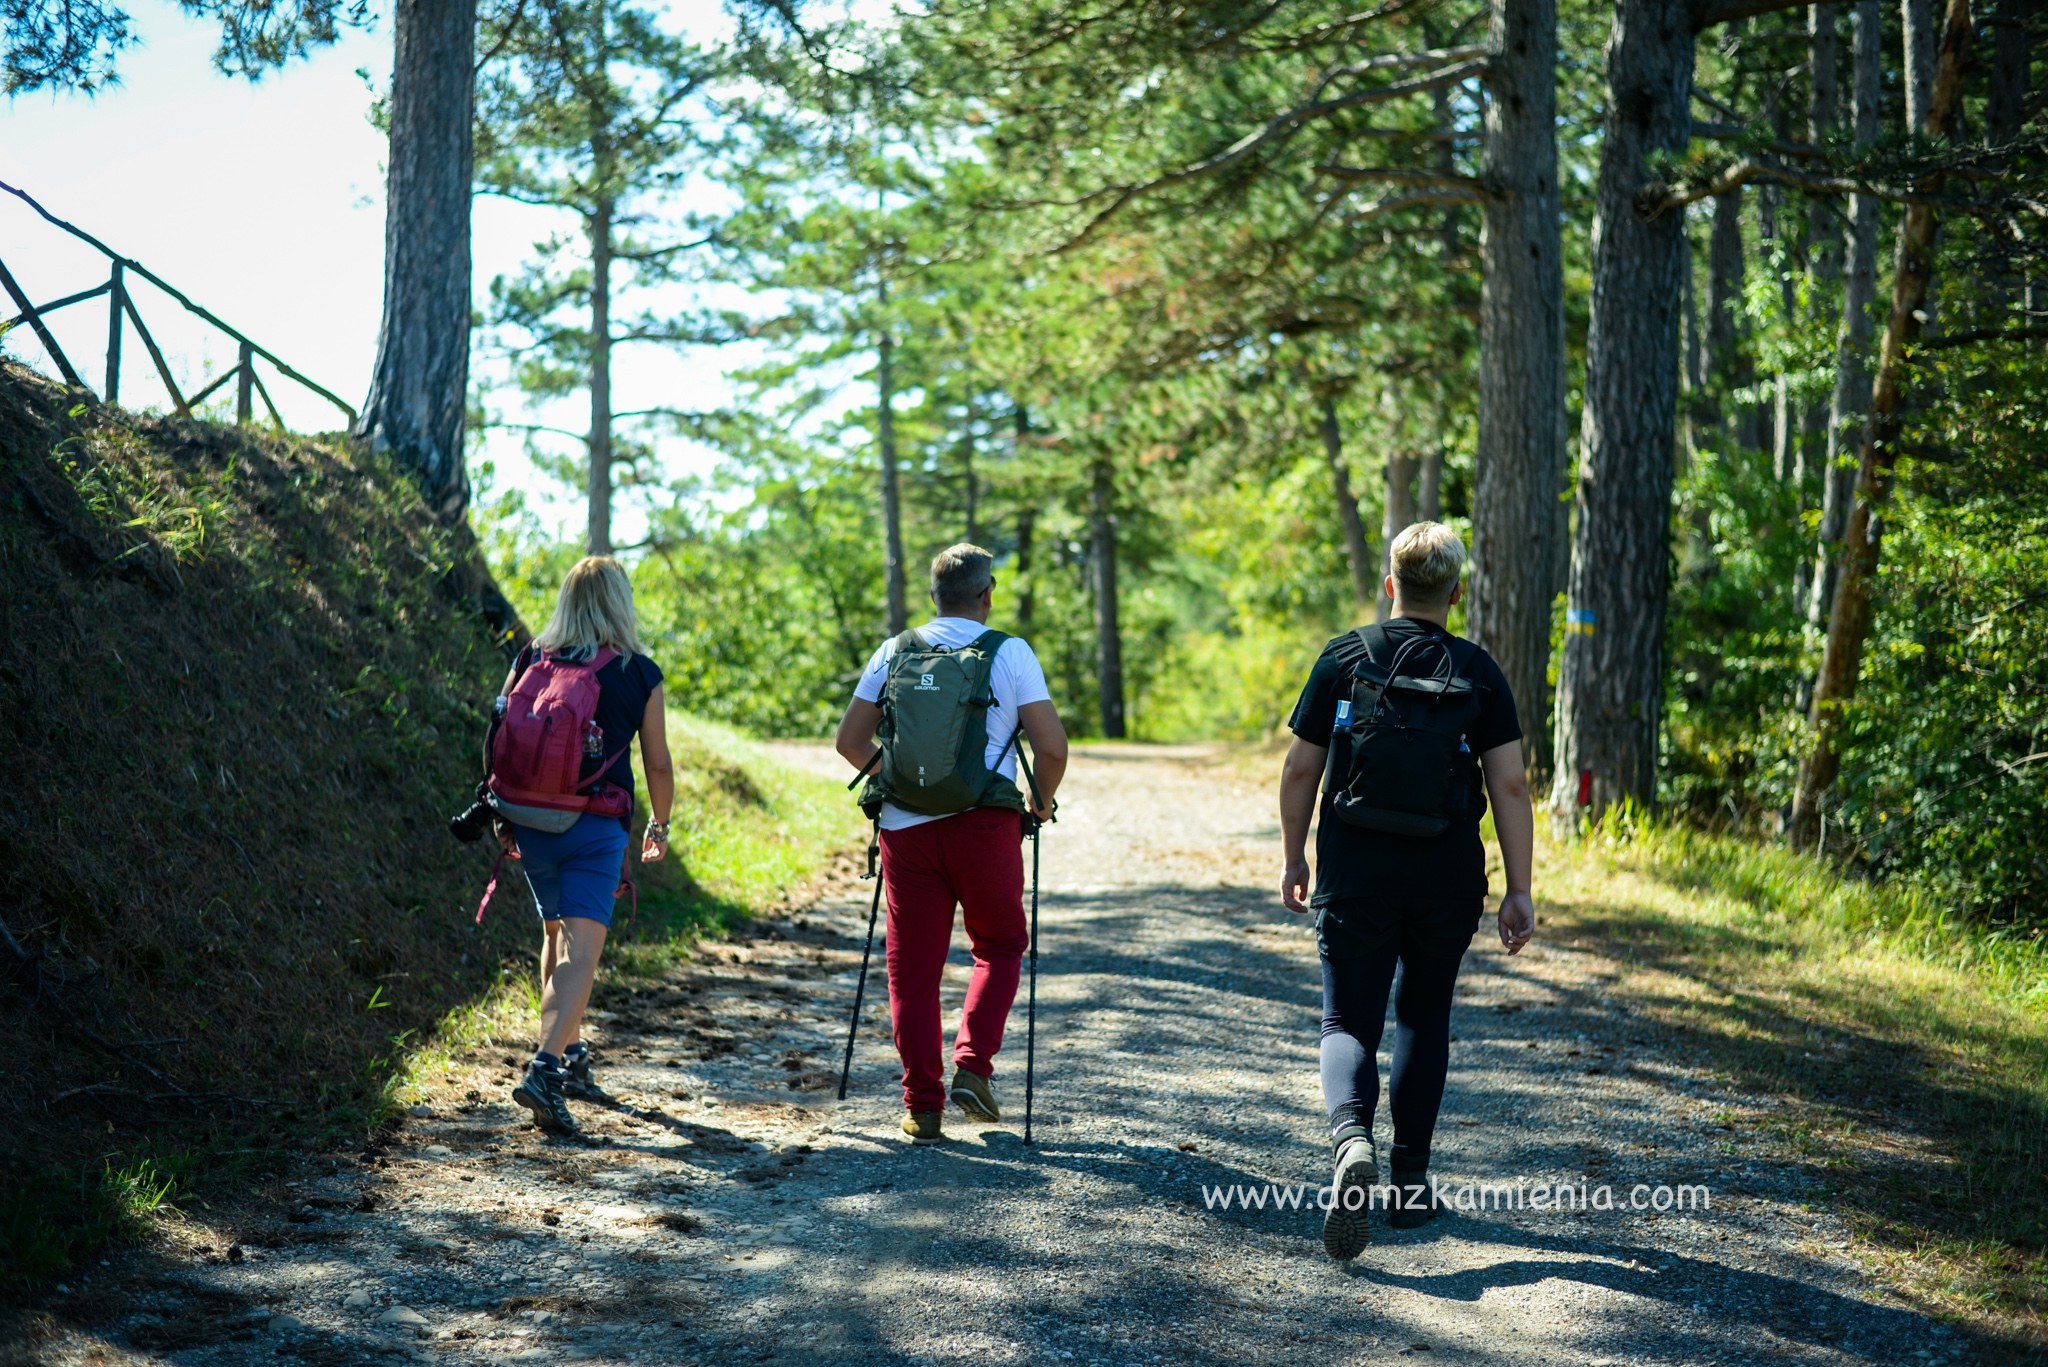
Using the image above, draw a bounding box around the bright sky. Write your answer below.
[0,0,749,542]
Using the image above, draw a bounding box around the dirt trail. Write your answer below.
[21,744,1973,1365]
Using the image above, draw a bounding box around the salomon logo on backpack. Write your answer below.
[857,629,1028,820]
[1323,626,1486,837]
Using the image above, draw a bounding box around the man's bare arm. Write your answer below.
[835,697,883,773]
[1016,699,1068,819]
[1479,740,1535,954]
[1279,737,1326,914]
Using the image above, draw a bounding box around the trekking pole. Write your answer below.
[1024,814,1041,1144]
[838,822,883,1102]
[1014,745,1053,1146]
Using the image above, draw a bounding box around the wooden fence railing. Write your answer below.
[0,180,357,430]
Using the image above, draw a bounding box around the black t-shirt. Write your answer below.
[1287,618,1522,906]
[512,643,664,814]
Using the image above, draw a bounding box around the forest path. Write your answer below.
[27,744,1970,1366]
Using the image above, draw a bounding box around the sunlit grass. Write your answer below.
[1544,812,2048,1351]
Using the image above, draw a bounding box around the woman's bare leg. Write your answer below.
[538,917,608,1058]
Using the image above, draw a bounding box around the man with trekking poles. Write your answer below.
[834,544,1069,1145]
[1279,521,1537,1259]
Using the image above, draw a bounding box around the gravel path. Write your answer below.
[21,744,1974,1366]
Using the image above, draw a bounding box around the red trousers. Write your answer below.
[878,806,1028,1112]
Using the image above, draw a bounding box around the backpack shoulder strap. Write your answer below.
[964,629,1008,704]
[1443,634,1482,679]
[884,628,927,670]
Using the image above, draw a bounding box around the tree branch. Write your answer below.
[1913,324,2048,349]
[1692,119,1829,160]
[1316,164,1494,195]
[1693,0,1845,31]
[1343,188,1489,225]
[1637,156,2048,219]
[1053,55,1491,254]
[484,421,591,444]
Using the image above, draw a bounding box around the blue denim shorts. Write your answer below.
[513,813,630,928]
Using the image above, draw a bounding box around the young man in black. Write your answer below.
[1278,521,1536,1260]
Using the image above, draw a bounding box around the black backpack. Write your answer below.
[1322,624,1487,837]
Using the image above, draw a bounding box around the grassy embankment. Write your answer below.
[0,363,862,1294]
[1537,811,2046,1359]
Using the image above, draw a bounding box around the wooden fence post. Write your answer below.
[105,260,124,406]
[236,340,254,425]
[0,255,87,390]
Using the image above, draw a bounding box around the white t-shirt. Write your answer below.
[853,617,1052,830]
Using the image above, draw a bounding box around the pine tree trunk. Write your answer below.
[1320,392,1379,612]
[1014,404,1036,634]
[877,287,907,635]
[1377,453,1419,622]
[1794,1,1843,611]
[1016,507,1036,633]
[1089,457,1126,738]
[1988,0,2032,142]
[1903,0,1938,129]
[354,0,477,520]
[1418,446,1445,523]
[960,391,978,546]
[1988,0,2033,308]
[1808,0,1884,634]
[1761,118,1802,482]
[1472,0,1565,772]
[586,192,614,556]
[1707,187,1761,452]
[1789,0,1972,850]
[1548,0,1694,818]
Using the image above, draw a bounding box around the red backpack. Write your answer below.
[487,647,632,829]
[473,647,635,924]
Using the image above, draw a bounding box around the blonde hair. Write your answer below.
[1389,521,1465,609]
[533,555,648,660]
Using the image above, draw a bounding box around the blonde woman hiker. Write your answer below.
[479,555,675,1136]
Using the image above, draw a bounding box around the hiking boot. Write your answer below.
[949,1068,1001,1123]
[901,1110,944,1145]
[512,1060,580,1136]
[1387,1165,1439,1230]
[1321,1134,1379,1261]
[561,1047,603,1101]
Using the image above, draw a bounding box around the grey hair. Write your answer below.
[930,543,996,612]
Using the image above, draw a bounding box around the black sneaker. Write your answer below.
[1387,1165,1439,1230]
[512,1060,580,1136]
[1321,1134,1379,1261]
[562,1048,603,1100]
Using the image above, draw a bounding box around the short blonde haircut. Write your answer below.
[533,555,649,660]
[1389,521,1465,609]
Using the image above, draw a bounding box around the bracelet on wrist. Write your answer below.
[646,820,671,838]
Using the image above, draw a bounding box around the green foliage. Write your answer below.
[471,0,721,535]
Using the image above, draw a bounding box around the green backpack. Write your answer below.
[857,628,1029,820]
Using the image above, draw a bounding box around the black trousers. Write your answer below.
[1315,893,1481,1170]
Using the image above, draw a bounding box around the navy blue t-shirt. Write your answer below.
[512,643,664,816]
